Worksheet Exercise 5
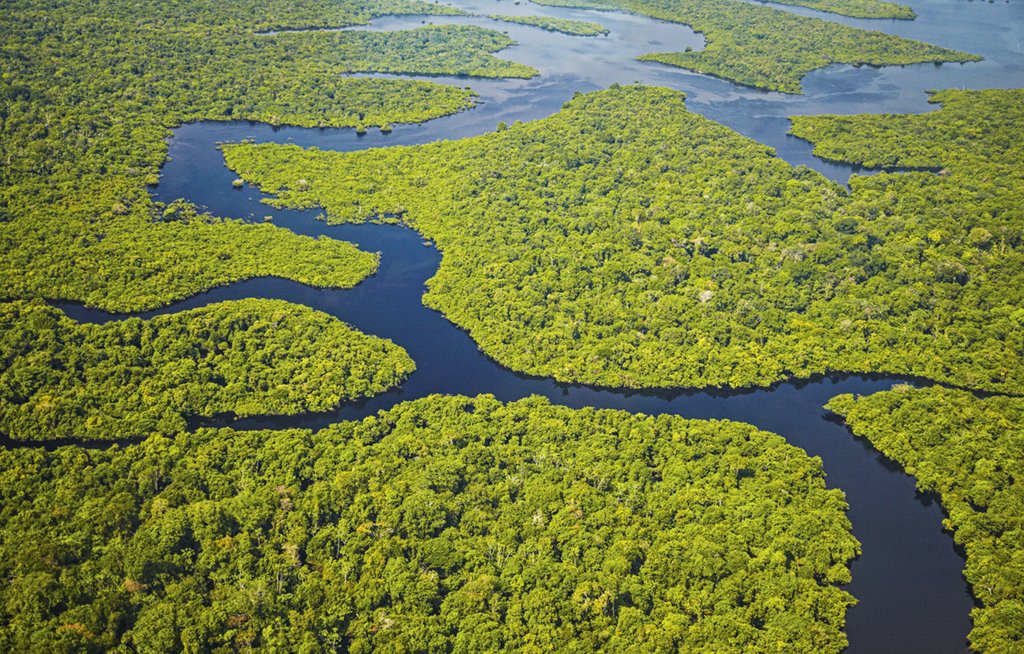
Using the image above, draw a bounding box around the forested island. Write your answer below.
[531,0,974,92]
[1,0,1020,651]
[487,15,609,36]
[759,0,914,19]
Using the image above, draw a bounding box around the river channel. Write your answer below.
[53,0,1024,651]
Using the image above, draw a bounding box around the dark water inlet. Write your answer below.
[50,0,1024,650]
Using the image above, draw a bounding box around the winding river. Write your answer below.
[52,0,1024,651]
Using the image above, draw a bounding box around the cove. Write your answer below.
[52,0,1024,650]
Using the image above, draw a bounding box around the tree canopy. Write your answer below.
[827,387,1024,654]
[0,395,858,653]
[530,0,970,92]
[486,15,609,36]
[224,85,1022,394]
[0,0,538,311]
[758,0,914,19]
[1,1,1018,650]
[0,299,414,441]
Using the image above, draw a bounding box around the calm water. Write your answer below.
[56,0,1024,650]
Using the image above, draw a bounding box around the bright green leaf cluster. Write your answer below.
[0,395,858,652]
[224,85,1023,393]
[0,299,415,440]
[827,387,1024,653]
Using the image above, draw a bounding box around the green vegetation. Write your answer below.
[0,394,858,652]
[789,88,1024,388]
[0,299,414,441]
[0,0,542,312]
[789,88,1024,171]
[224,85,1022,393]
[487,14,609,36]
[760,0,915,20]
[827,387,1024,653]
[4,0,1015,650]
[530,0,975,92]
[264,26,538,79]
[2,201,381,312]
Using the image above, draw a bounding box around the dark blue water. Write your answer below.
[51,0,1024,650]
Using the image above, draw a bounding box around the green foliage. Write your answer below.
[47,0,469,32]
[760,0,914,19]
[790,88,1024,171]
[788,88,1024,389]
[531,0,974,92]
[0,395,858,652]
[1,202,381,312]
[0,299,414,440]
[487,14,609,36]
[261,26,538,79]
[827,387,1024,653]
[224,85,1023,393]
[0,0,541,311]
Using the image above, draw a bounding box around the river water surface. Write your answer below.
[56,0,1024,651]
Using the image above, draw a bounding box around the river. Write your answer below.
[54,0,1024,650]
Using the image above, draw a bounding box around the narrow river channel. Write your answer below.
[51,0,1024,650]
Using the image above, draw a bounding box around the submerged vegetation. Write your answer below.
[487,14,609,36]
[0,299,414,441]
[225,85,1022,394]
[531,0,974,92]
[828,387,1024,653]
[0,0,536,312]
[0,395,858,652]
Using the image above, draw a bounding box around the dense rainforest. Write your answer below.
[0,0,975,312]
[0,0,539,312]
[0,299,414,441]
[224,85,1022,394]
[0,395,858,653]
[828,387,1023,653]
[529,0,973,92]
[486,15,609,36]
[1,0,1019,650]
